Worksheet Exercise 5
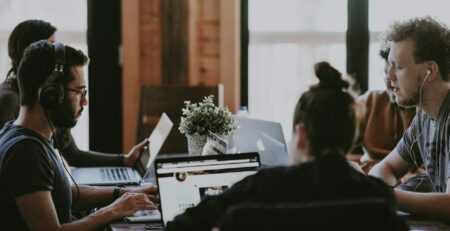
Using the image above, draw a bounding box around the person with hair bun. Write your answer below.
[165,62,400,231]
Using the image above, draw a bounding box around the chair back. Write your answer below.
[137,84,223,154]
[217,198,409,231]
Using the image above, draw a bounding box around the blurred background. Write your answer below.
[1,0,450,153]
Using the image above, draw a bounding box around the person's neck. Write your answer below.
[420,80,450,120]
[14,105,53,140]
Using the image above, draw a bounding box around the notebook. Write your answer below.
[154,152,260,225]
[235,116,289,167]
[71,113,173,186]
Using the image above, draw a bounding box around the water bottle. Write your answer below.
[237,106,249,117]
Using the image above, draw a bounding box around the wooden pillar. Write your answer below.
[122,0,140,151]
[161,0,189,84]
[220,0,240,112]
[122,0,162,151]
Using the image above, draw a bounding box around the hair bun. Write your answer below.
[314,61,349,90]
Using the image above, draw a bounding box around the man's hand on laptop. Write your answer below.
[122,184,159,203]
[123,139,150,167]
[104,192,158,218]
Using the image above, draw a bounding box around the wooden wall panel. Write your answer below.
[122,0,141,151]
[122,0,240,152]
[194,0,221,85]
[140,0,162,85]
[220,0,241,112]
[162,0,188,85]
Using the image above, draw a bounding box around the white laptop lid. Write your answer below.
[135,113,174,176]
[72,113,173,185]
[235,116,289,166]
[155,153,260,225]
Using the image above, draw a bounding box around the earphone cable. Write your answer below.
[44,111,80,207]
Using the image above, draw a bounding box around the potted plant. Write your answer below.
[179,95,237,155]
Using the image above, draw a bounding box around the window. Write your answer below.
[248,0,347,141]
[368,0,450,90]
[0,0,88,149]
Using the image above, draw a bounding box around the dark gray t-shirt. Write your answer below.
[0,124,72,230]
[396,91,450,192]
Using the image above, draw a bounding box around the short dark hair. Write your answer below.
[17,40,88,106]
[386,16,450,80]
[293,62,357,156]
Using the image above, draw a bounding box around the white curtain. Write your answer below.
[248,0,347,141]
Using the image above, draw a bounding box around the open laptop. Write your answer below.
[71,113,173,186]
[154,152,260,226]
[235,116,289,167]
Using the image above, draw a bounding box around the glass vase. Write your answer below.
[186,133,207,156]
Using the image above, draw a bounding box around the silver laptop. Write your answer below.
[155,152,260,226]
[235,116,289,167]
[72,113,173,186]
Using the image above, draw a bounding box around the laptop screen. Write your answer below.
[235,116,289,167]
[136,113,173,176]
[155,153,260,225]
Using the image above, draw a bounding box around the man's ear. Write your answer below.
[426,60,439,81]
[295,124,307,150]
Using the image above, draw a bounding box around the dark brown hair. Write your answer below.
[386,16,450,80]
[4,20,57,92]
[293,62,357,156]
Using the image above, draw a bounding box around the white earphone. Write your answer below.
[423,70,431,83]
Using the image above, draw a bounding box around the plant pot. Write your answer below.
[186,133,207,156]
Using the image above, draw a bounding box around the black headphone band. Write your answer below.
[54,42,65,74]
[38,42,66,109]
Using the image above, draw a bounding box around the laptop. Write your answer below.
[154,152,260,226]
[235,116,289,167]
[71,113,173,186]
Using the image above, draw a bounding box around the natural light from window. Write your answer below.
[248,0,347,143]
[368,0,450,91]
[0,0,88,149]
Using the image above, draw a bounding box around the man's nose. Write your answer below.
[80,97,88,106]
[386,64,396,82]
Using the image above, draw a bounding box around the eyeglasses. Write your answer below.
[66,87,87,99]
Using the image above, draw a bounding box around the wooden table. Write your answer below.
[109,214,450,231]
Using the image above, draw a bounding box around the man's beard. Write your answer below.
[47,99,81,129]
[396,87,420,109]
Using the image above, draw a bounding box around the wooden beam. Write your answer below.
[121,0,140,151]
[220,0,240,112]
[161,0,189,84]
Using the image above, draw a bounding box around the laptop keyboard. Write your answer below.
[126,209,162,222]
[101,168,132,181]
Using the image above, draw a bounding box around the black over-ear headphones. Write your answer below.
[39,42,65,109]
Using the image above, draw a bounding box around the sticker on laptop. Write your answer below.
[202,131,228,155]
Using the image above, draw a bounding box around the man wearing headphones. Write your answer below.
[369,16,450,221]
[0,40,157,230]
